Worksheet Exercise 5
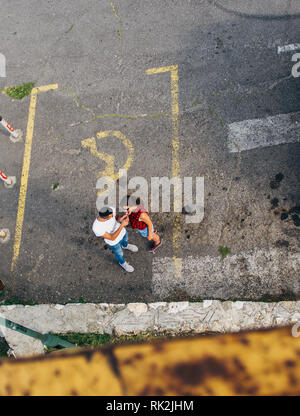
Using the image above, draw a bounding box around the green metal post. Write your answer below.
[0,316,74,349]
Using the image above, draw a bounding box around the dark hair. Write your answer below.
[99,206,113,218]
[126,195,141,206]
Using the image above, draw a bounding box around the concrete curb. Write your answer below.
[1,300,300,357]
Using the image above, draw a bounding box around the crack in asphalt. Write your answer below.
[56,87,170,134]
[268,74,293,90]
[59,87,96,116]
[110,0,123,54]
[35,23,77,83]
[34,4,92,84]
[217,140,242,246]
[69,112,170,126]
[212,0,300,20]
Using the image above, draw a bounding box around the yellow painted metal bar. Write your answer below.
[0,327,299,396]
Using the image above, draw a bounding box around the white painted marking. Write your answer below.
[227,112,300,153]
[278,43,300,54]
[292,53,300,78]
[152,249,300,300]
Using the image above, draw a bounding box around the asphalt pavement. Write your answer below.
[0,0,299,303]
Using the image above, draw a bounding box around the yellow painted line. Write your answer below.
[82,137,115,178]
[81,130,134,196]
[96,130,134,174]
[146,65,180,178]
[11,84,58,272]
[147,66,182,278]
[32,84,58,94]
[146,65,178,75]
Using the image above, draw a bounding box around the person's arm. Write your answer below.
[116,213,128,223]
[139,212,153,240]
[123,205,137,214]
[102,217,128,241]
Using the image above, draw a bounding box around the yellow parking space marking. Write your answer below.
[81,130,134,195]
[11,84,58,272]
[146,65,182,278]
[82,137,115,178]
[32,85,58,94]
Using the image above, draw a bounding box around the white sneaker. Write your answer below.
[122,244,138,253]
[120,261,134,272]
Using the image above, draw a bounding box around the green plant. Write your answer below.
[2,82,35,99]
[218,246,231,260]
[51,331,197,351]
[0,280,4,294]
[0,297,36,306]
[65,25,74,34]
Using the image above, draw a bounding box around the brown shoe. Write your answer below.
[149,239,162,252]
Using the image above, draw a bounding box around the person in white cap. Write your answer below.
[92,206,138,272]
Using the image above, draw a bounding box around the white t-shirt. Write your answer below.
[92,207,126,246]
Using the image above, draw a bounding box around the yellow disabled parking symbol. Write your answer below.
[81,130,134,194]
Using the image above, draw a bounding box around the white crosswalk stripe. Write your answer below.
[227,112,300,153]
[152,249,300,300]
[277,43,300,54]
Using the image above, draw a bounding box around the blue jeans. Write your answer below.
[137,227,148,238]
[108,230,128,265]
